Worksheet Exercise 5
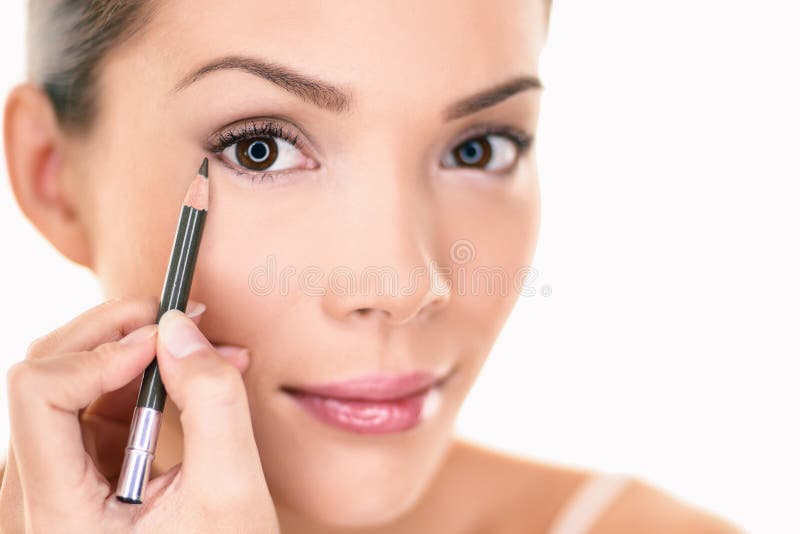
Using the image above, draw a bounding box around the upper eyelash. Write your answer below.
[206,120,303,154]
[455,124,534,154]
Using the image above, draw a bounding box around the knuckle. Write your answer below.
[6,361,40,400]
[103,296,125,307]
[92,296,126,316]
[95,295,133,316]
[92,339,118,358]
[24,337,44,359]
[24,329,61,359]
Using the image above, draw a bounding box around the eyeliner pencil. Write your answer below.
[116,157,210,504]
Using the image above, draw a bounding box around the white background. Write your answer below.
[1,2,798,532]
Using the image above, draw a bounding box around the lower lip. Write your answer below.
[286,387,439,434]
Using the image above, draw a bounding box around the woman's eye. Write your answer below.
[442,134,520,172]
[221,136,310,173]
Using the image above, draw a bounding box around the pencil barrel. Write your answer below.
[137,205,207,411]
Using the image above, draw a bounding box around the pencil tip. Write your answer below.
[184,173,209,210]
[198,157,208,178]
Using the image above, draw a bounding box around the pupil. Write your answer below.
[460,142,482,163]
[248,141,269,162]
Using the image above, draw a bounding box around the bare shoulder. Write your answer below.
[444,440,744,534]
[590,475,745,534]
[442,439,592,533]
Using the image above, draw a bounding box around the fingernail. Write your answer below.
[215,345,250,360]
[185,301,206,318]
[159,310,210,358]
[120,324,157,345]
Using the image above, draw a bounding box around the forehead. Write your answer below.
[129,0,544,106]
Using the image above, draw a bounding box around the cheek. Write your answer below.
[184,189,326,381]
[438,173,541,348]
[92,170,186,298]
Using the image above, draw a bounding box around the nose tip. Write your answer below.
[322,268,451,326]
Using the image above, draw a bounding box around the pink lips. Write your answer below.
[282,372,445,434]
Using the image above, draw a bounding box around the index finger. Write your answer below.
[25,296,160,360]
[26,297,207,363]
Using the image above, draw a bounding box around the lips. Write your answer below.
[281,371,449,434]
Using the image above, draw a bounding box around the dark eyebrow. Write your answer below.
[443,75,543,121]
[173,55,541,120]
[172,55,353,114]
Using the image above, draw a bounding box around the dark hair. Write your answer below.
[26,0,155,135]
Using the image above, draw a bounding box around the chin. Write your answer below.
[300,472,427,528]
[258,394,457,529]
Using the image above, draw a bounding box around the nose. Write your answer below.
[320,169,450,327]
[321,256,451,326]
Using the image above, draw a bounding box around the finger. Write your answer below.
[186,301,207,323]
[7,324,159,512]
[26,297,205,359]
[140,462,181,503]
[213,344,251,374]
[24,297,205,360]
[81,302,207,423]
[154,310,266,501]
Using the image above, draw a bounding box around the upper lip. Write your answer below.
[281,370,451,401]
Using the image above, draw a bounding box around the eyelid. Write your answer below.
[203,116,314,155]
[447,122,534,153]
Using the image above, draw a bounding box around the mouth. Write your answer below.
[280,369,453,434]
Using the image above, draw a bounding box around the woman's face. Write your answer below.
[69,0,546,527]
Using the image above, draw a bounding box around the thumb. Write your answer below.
[154,309,267,500]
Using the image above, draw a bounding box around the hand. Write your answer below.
[0,297,278,533]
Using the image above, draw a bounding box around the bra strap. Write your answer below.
[545,472,631,534]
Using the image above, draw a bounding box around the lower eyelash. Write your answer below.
[217,156,278,186]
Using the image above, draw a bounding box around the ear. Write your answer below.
[3,83,92,268]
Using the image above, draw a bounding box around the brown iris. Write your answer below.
[235,137,279,171]
[453,137,492,168]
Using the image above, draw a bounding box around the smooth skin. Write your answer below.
[1,0,743,532]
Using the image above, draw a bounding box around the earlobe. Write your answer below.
[3,83,92,268]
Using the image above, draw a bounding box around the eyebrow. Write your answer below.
[173,55,542,121]
[172,55,353,113]
[443,75,543,121]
